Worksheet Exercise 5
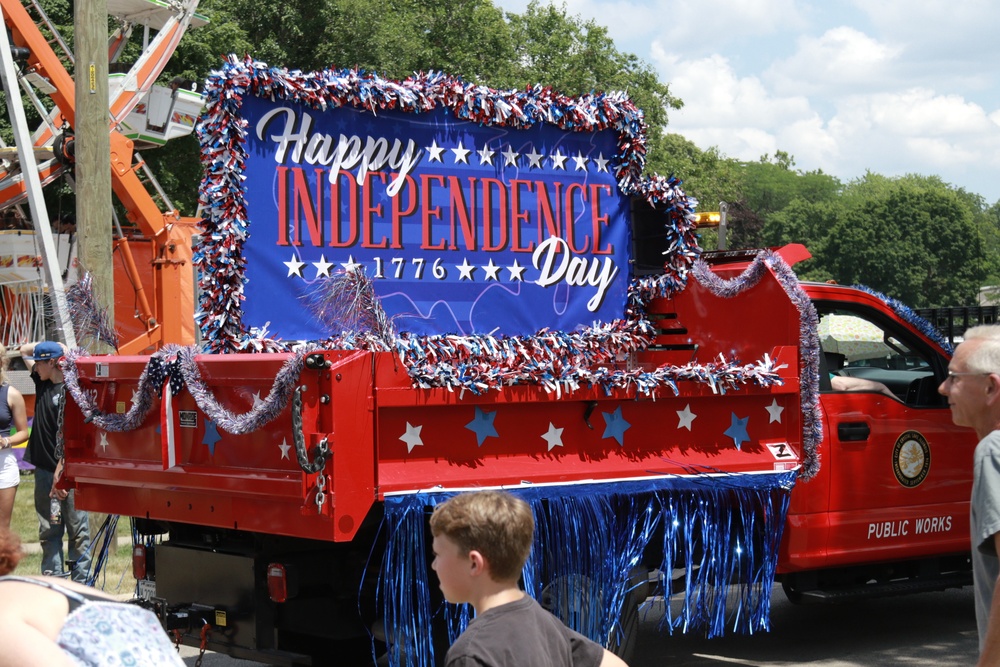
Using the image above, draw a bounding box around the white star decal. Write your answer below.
[252,391,265,409]
[313,254,334,278]
[502,146,519,166]
[341,255,362,273]
[766,399,784,424]
[426,140,445,162]
[549,150,568,170]
[400,422,424,453]
[456,258,477,281]
[572,152,589,171]
[542,423,564,451]
[284,253,306,278]
[676,404,697,431]
[482,259,502,281]
[99,432,109,452]
[593,153,610,173]
[526,149,544,168]
[478,146,496,165]
[451,141,471,164]
[278,438,291,460]
[506,260,526,282]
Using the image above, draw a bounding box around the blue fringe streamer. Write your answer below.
[374,471,796,666]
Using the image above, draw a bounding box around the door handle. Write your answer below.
[838,421,871,442]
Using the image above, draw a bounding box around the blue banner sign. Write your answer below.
[239,95,632,338]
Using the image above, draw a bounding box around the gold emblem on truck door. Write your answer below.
[893,431,930,487]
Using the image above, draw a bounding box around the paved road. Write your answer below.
[181,586,979,666]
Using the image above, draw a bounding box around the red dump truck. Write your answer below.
[58,60,975,666]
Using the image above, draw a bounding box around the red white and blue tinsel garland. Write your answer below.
[191,57,789,403]
[62,345,305,435]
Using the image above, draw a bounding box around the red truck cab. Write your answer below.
[781,281,976,600]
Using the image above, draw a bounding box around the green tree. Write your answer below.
[817,174,987,307]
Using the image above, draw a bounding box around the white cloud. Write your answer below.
[766,27,902,95]
[654,50,823,161]
[493,0,1000,203]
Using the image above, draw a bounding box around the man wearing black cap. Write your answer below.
[20,341,90,583]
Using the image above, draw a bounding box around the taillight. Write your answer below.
[267,563,288,603]
[132,545,147,580]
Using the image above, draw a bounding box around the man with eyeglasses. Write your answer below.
[939,325,1000,666]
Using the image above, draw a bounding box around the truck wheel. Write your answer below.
[781,578,804,604]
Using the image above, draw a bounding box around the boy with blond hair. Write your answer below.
[429,490,628,667]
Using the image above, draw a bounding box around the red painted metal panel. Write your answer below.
[64,261,808,543]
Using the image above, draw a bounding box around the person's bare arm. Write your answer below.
[0,622,76,667]
[1,387,28,448]
[18,342,36,372]
[598,649,629,667]
[830,375,896,398]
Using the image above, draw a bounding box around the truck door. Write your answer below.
[816,303,975,564]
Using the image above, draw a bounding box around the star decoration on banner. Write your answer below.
[203,419,222,456]
[766,399,784,424]
[573,152,589,171]
[526,149,544,168]
[502,147,519,166]
[451,141,471,164]
[477,146,495,165]
[426,140,445,162]
[506,260,526,282]
[456,259,476,281]
[252,391,265,409]
[676,404,696,431]
[400,422,423,453]
[593,153,610,172]
[313,255,334,278]
[724,413,750,450]
[341,255,362,272]
[542,422,564,451]
[284,254,306,278]
[278,437,291,460]
[98,432,109,452]
[549,150,567,170]
[483,260,502,281]
[465,407,498,447]
[601,406,631,446]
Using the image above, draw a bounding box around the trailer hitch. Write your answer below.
[166,606,214,667]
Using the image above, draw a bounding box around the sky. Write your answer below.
[493,0,1000,205]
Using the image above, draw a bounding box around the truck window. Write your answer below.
[817,309,944,406]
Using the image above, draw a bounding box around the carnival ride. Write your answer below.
[0,0,204,356]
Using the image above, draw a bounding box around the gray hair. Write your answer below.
[962,325,1000,374]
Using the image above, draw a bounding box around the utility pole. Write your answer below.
[75,0,114,352]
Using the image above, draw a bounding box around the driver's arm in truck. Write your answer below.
[830,375,895,398]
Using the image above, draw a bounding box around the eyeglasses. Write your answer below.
[944,371,992,384]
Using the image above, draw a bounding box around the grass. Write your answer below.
[11,473,137,596]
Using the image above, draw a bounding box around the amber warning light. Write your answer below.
[694,212,722,227]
